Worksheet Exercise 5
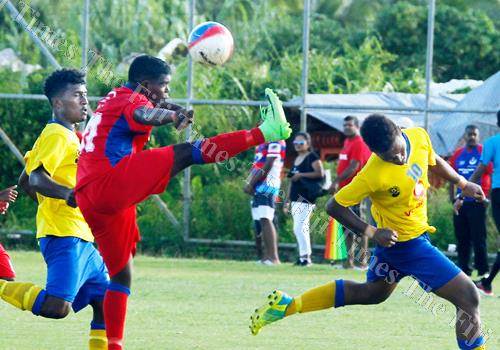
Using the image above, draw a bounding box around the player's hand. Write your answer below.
[290,173,302,182]
[461,181,485,202]
[65,189,77,208]
[373,228,398,247]
[0,185,18,202]
[174,109,194,131]
[453,198,463,215]
[243,184,254,195]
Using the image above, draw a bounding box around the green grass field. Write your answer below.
[0,251,498,350]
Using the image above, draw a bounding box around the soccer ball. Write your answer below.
[188,22,234,66]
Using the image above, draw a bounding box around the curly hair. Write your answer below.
[128,55,171,83]
[43,68,86,103]
[360,114,400,154]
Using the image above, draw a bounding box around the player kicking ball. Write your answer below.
[250,114,488,350]
[0,69,109,350]
[75,55,291,350]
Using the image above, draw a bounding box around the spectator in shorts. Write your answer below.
[449,125,491,277]
[330,116,371,269]
[284,132,324,266]
[244,141,286,265]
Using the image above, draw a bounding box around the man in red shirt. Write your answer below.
[330,116,371,268]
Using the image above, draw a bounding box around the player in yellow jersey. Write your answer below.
[0,69,108,350]
[250,114,487,350]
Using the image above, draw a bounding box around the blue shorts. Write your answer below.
[39,236,109,312]
[367,233,461,292]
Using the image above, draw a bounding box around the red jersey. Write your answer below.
[337,135,371,189]
[77,83,154,189]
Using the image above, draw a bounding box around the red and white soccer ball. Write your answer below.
[188,22,234,66]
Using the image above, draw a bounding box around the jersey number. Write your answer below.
[80,112,102,153]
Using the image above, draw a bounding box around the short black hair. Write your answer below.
[128,55,171,83]
[465,124,479,131]
[344,115,359,127]
[361,114,400,154]
[43,68,85,104]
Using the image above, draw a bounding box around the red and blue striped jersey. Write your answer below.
[77,84,153,188]
[251,141,286,195]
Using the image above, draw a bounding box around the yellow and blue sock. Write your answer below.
[285,280,345,316]
[0,280,46,315]
[458,336,486,349]
[89,321,107,350]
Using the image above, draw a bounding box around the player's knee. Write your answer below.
[366,285,392,305]
[43,301,71,319]
[456,283,480,313]
[369,292,390,305]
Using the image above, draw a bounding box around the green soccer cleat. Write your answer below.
[258,88,292,142]
[249,290,293,335]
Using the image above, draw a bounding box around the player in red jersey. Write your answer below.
[75,55,291,349]
[0,185,18,281]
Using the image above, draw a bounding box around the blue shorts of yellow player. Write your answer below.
[39,236,109,312]
[367,233,461,292]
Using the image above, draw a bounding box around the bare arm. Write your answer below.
[244,157,276,195]
[133,102,193,129]
[28,166,76,207]
[336,159,360,184]
[430,155,485,200]
[469,163,487,184]
[18,168,37,202]
[326,197,398,247]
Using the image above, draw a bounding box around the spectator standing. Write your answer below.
[244,141,286,265]
[330,116,371,269]
[470,111,500,296]
[449,125,491,277]
[284,132,324,266]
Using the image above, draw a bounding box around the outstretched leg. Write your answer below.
[250,279,397,335]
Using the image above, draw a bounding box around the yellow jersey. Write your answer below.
[25,123,93,242]
[334,127,437,242]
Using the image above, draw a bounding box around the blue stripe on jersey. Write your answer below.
[105,114,134,166]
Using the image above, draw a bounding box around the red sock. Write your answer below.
[104,284,130,350]
[193,128,264,164]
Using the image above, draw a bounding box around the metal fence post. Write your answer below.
[183,0,196,241]
[424,0,436,131]
[300,0,311,132]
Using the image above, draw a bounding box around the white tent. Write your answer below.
[293,71,499,156]
[292,92,464,153]
[429,71,500,155]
